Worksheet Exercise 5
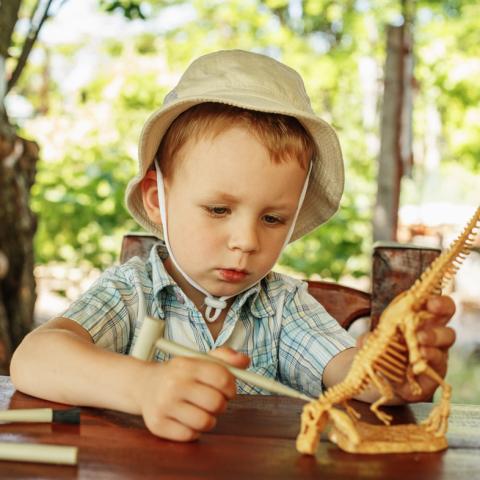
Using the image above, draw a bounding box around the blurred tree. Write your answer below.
[0,0,60,373]
[373,19,414,243]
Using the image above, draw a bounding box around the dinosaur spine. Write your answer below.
[411,207,480,307]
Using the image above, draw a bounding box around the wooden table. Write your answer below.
[1,376,479,479]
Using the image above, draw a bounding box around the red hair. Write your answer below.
[155,102,316,178]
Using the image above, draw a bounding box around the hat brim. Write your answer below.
[125,94,344,243]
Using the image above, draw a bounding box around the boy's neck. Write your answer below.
[205,309,229,341]
[162,256,233,337]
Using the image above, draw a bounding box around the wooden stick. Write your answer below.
[0,442,78,465]
[154,337,313,402]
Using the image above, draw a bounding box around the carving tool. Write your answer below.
[0,407,80,425]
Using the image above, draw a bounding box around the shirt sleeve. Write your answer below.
[278,281,356,397]
[60,266,138,353]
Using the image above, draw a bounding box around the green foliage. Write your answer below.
[281,191,372,280]
[415,2,480,172]
[134,33,158,55]
[99,0,147,19]
[103,39,124,57]
[30,69,169,267]
[435,348,480,404]
[32,139,139,266]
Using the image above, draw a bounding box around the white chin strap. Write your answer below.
[155,160,312,322]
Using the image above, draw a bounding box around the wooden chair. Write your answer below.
[120,233,440,331]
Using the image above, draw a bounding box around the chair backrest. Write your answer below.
[120,233,372,329]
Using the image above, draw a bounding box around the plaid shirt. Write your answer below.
[62,243,355,397]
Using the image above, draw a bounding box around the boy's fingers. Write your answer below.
[146,416,200,442]
[185,383,228,415]
[168,357,236,399]
[418,327,456,348]
[210,346,251,369]
[192,361,237,399]
[425,296,456,320]
[420,345,446,365]
[169,401,217,433]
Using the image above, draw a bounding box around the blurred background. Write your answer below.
[1,0,479,401]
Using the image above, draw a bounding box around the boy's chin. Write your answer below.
[209,285,246,297]
[208,281,253,298]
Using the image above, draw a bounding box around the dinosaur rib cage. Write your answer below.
[372,333,409,384]
[321,333,410,405]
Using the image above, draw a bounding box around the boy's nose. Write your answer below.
[227,222,259,253]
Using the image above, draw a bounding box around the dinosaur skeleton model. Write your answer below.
[296,206,480,455]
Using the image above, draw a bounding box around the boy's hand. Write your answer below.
[135,347,249,441]
[397,295,456,402]
[357,295,456,403]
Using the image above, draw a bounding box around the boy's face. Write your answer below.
[147,126,307,306]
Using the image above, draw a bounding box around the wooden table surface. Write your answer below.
[1,376,479,479]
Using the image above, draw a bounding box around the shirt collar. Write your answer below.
[247,276,275,318]
[148,242,177,298]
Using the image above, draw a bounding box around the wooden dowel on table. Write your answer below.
[0,442,78,465]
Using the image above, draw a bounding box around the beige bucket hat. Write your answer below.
[125,49,344,243]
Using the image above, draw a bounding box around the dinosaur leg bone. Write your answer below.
[328,408,360,446]
[342,400,361,421]
[366,365,394,425]
[406,365,423,396]
[420,366,452,437]
[296,401,326,455]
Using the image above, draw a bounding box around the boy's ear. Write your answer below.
[140,171,162,224]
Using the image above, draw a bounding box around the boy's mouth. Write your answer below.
[217,268,249,282]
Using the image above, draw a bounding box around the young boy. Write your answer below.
[11,50,455,442]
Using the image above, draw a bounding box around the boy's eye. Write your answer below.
[205,206,230,216]
[263,215,285,225]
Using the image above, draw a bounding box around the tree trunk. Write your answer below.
[373,23,414,242]
[0,124,38,374]
[0,0,39,374]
